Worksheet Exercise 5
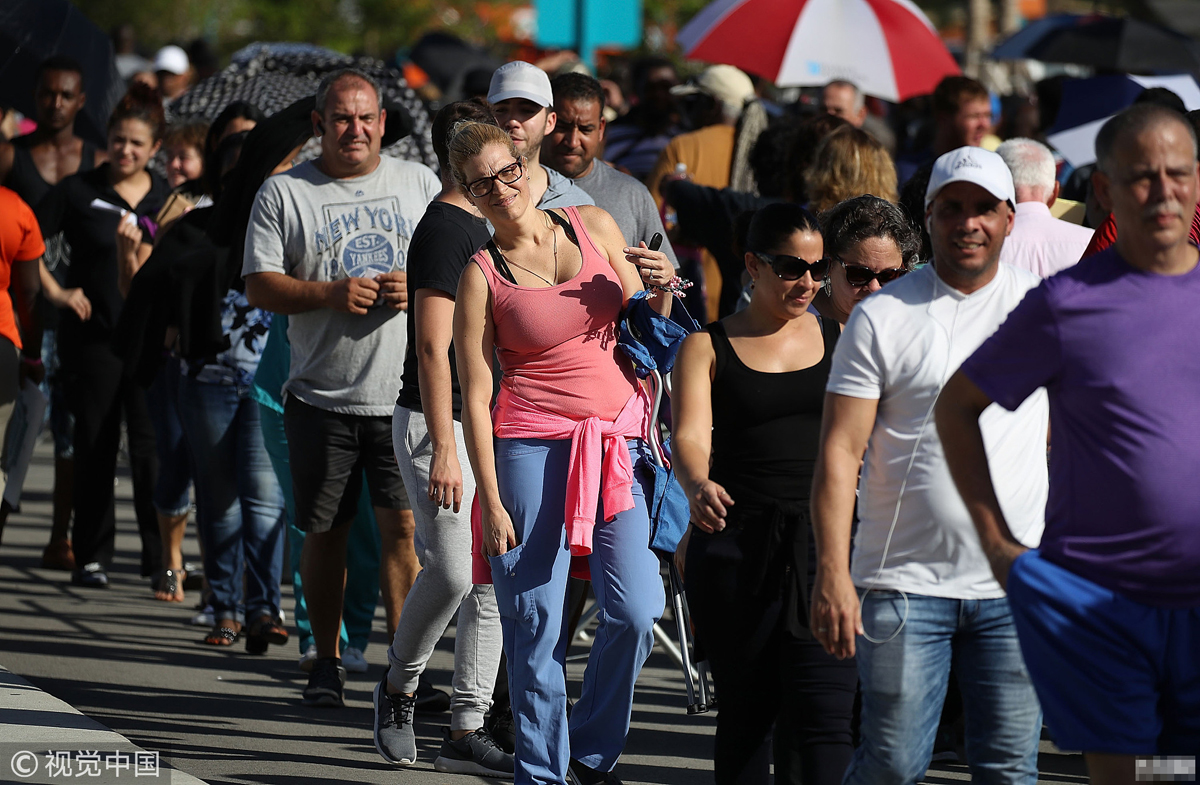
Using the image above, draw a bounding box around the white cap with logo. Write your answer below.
[153,45,190,76]
[488,61,553,108]
[924,146,1016,210]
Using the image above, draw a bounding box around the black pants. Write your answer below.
[686,522,857,785]
[64,340,160,573]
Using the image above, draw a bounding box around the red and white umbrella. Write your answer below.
[677,0,960,103]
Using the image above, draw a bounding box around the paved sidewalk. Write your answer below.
[0,438,1086,784]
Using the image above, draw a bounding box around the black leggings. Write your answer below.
[64,339,160,573]
[686,523,857,785]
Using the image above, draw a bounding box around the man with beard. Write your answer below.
[487,61,592,211]
[811,146,1047,783]
[543,73,676,267]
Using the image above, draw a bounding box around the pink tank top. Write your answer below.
[471,205,639,424]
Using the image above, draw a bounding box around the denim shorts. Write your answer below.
[1008,550,1200,754]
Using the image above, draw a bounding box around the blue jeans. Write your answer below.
[258,402,380,653]
[178,377,285,623]
[844,592,1042,785]
[492,437,664,785]
[146,358,193,517]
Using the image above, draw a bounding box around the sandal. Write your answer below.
[153,568,186,603]
[245,615,289,652]
[203,621,241,646]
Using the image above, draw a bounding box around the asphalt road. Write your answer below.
[0,438,1087,784]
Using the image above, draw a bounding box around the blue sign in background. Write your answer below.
[535,0,642,67]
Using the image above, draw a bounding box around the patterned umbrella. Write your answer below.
[169,43,437,171]
[677,0,959,103]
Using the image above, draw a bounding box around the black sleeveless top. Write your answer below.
[707,316,839,502]
[6,134,99,208]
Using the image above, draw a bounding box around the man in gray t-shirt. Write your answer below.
[544,72,677,266]
[243,68,438,709]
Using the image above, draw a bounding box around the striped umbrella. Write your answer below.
[678,0,960,103]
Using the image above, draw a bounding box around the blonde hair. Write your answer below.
[447,121,522,190]
[803,125,898,213]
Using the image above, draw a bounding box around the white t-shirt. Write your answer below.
[243,157,439,416]
[827,263,1048,599]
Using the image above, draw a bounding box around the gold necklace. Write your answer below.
[497,211,559,286]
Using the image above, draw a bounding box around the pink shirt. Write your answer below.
[470,206,648,583]
[999,201,1094,278]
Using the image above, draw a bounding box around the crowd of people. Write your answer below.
[0,26,1196,785]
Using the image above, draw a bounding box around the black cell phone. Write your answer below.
[648,233,663,252]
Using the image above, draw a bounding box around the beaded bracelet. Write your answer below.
[648,275,694,298]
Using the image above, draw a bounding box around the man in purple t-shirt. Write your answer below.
[936,103,1200,774]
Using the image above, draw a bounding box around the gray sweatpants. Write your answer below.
[388,405,502,731]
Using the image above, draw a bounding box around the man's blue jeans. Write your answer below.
[844,591,1042,785]
[178,377,285,623]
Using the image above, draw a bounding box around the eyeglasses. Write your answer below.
[753,252,830,282]
[838,260,909,287]
[466,161,524,198]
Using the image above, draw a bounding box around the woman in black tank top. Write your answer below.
[672,203,857,785]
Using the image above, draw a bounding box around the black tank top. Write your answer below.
[707,316,839,502]
[6,134,99,208]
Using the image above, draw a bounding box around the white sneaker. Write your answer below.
[298,644,318,673]
[343,646,369,673]
[190,605,215,627]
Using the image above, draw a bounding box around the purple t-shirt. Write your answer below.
[962,248,1200,608]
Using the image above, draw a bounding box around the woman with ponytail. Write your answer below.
[34,84,171,588]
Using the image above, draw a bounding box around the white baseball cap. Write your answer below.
[670,65,755,113]
[488,61,553,108]
[153,45,190,76]
[924,146,1016,210]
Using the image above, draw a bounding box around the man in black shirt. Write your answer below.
[375,100,512,776]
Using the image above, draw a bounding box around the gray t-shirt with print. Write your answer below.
[242,156,440,416]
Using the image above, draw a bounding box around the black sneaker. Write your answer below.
[567,758,623,785]
[71,562,109,588]
[302,657,345,708]
[415,672,451,714]
[373,670,417,765]
[484,707,515,754]
[434,728,514,779]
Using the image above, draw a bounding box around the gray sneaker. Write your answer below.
[373,671,417,765]
[434,728,514,779]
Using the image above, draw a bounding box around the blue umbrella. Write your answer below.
[991,13,1200,74]
[1045,73,1200,167]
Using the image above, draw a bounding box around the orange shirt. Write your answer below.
[647,124,736,206]
[0,187,44,349]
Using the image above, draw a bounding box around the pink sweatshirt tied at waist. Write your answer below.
[471,386,650,584]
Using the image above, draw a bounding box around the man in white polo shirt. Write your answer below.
[810,147,1048,784]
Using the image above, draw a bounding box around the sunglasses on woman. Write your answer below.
[753,252,830,282]
[467,161,524,198]
[839,260,908,287]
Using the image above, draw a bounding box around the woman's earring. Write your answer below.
[821,276,833,296]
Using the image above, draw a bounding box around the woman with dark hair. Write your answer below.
[672,202,858,785]
[200,101,264,197]
[35,84,172,587]
[814,195,919,325]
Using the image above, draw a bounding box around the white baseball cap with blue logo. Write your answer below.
[925,146,1016,210]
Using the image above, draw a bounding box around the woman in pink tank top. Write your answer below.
[450,120,673,784]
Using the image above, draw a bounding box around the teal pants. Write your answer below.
[259,401,381,653]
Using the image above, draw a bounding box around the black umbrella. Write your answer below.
[410,32,499,101]
[993,14,1200,74]
[0,0,124,147]
[169,43,438,171]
